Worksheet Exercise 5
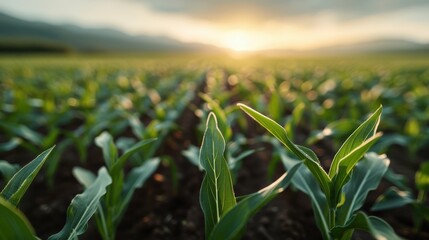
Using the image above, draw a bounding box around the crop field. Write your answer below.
[1,54,429,240]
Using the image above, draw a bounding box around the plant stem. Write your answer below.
[413,190,426,233]
[329,207,336,229]
[96,207,110,240]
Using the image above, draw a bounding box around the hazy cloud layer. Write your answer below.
[141,0,429,22]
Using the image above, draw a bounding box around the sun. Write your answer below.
[223,31,255,52]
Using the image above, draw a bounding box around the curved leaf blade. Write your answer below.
[331,133,383,199]
[332,211,402,240]
[0,122,43,145]
[209,162,302,240]
[383,168,411,191]
[199,112,236,238]
[329,105,382,178]
[49,167,112,240]
[112,138,157,173]
[278,147,330,240]
[371,187,415,211]
[95,132,117,169]
[73,167,96,189]
[118,158,160,220]
[1,146,55,206]
[336,153,389,225]
[0,197,36,240]
[238,103,332,201]
[182,145,202,170]
[0,137,22,152]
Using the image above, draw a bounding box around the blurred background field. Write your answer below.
[1,53,429,239]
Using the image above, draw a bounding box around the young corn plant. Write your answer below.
[183,94,257,183]
[73,131,160,240]
[238,103,402,240]
[0,147,112,240]
[199,112,301,239]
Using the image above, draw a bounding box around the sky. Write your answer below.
[1,0,429,51]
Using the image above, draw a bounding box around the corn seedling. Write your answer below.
[200,94,258,182]
[0,147,112,240]
[73,131,160,240]
[199,112,301,239]
[183,94,257,183]
[238,103,402,240]
[49,168,112,240]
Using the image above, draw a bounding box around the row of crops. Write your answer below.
[0,55,428,239]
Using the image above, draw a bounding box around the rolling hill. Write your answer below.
[0,12,219,53]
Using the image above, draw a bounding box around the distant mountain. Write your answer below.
[313,39,429,54]
[0,12,220,53]
[261,39,429,56]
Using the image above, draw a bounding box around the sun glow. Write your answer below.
[223,31,256,52]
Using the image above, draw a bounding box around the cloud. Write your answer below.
[139,0,429,23]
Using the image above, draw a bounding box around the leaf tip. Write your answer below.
[206,112,218,127]
[236,103,247,109]
[45,145,56,155]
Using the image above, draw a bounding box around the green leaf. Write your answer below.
[48,167,112,240]
[227,147,258,183]
[238,103,332,202]
[329,106,383,205]
[371,134,408,153]
[336,153,390,225]
[209,162,302,240]
[383,168,411,191]
[182,145,202,170]
[278,147,330,240]
[200,112,236,238]
[332,211,402,240]
[307,119,360,145]
[118,158,160,221]
[0,138,22,152]
[116,137,136,152]
[111,138,157,174]
[46,140,72,188]
[285,102,305,141]
[73,167,96,189]
[0,161,20,183]
[329,105,382,178]
[0,122,43,145]
[128,114,146,139]
[371,187,415,211]
[332,133,382,196]
[0,197,36,240]
[267,89,282,122]
[416,162,429,191]
[1,146,55,206]
[95,132,118,169]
